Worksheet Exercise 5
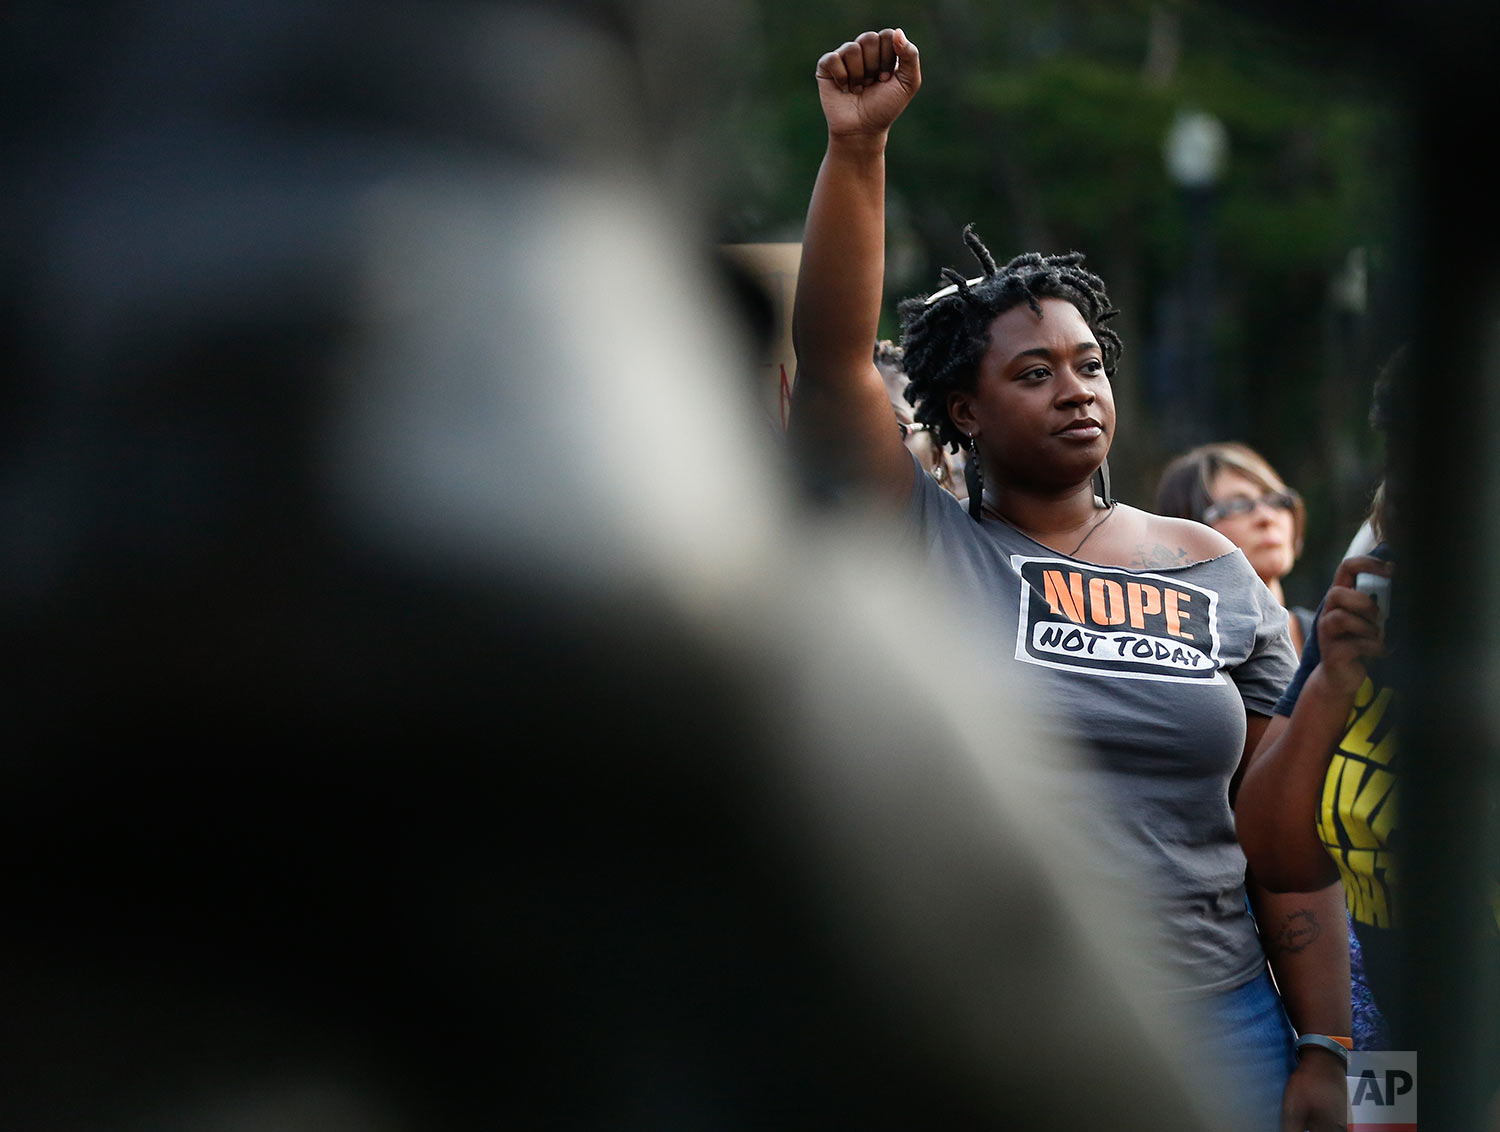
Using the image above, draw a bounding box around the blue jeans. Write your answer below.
[1183,967,1297,1132]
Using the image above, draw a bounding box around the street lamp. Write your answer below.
[1163,110,1228,190]
[1162,109,1228,445]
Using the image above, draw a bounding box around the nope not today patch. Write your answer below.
[1013,557,1224,683]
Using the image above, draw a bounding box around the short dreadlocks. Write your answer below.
[896,227,1123,455]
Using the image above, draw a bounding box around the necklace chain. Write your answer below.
[982,494,1118,557]
[1066,503,1116,556]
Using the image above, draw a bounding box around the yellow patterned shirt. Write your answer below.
[1315,674,1399,928]
[1282,604,1500,934]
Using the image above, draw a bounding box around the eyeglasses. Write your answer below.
[1203,489,1300,525]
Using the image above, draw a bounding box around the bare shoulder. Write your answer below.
[1109,507,1237,570]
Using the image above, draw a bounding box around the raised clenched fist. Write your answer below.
[815,28,921,139]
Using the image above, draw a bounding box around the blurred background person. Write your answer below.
[1155,443,1311,653]
[1237,349,1499,1112]
[876,339,967,502]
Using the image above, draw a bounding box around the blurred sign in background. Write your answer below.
[721,241,802,431]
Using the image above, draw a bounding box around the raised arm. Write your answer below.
[789,28,922,502]
[1236,554,1392,891]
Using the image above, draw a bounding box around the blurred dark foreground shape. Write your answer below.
[3,3,1239,1129]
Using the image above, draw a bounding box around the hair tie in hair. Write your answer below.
[923,273,984,307]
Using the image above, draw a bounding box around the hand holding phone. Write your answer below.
[1354,571,1391,636]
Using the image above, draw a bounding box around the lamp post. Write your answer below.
[1163,109,1228,191]
[1163,110,1227,446]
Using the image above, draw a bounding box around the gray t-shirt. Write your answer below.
[905,461,1296,998]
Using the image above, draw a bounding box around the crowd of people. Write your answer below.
[0,5,1298,1130]
[8,4,1496,1130]
[791,26,1496,1132]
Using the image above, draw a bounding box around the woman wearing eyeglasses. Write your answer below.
[1155,444,1312,654]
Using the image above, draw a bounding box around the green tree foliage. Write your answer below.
[716,0,1409,599]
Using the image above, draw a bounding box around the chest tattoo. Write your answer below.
[1129,542,1193,569]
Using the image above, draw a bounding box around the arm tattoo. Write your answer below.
[1129,543,1193,569]
[1267,908,1321,955]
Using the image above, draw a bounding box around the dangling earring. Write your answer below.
[1093,458,1113,508]
[965,435,984,521]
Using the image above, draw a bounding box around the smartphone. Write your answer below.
[1354,571,1391,636]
